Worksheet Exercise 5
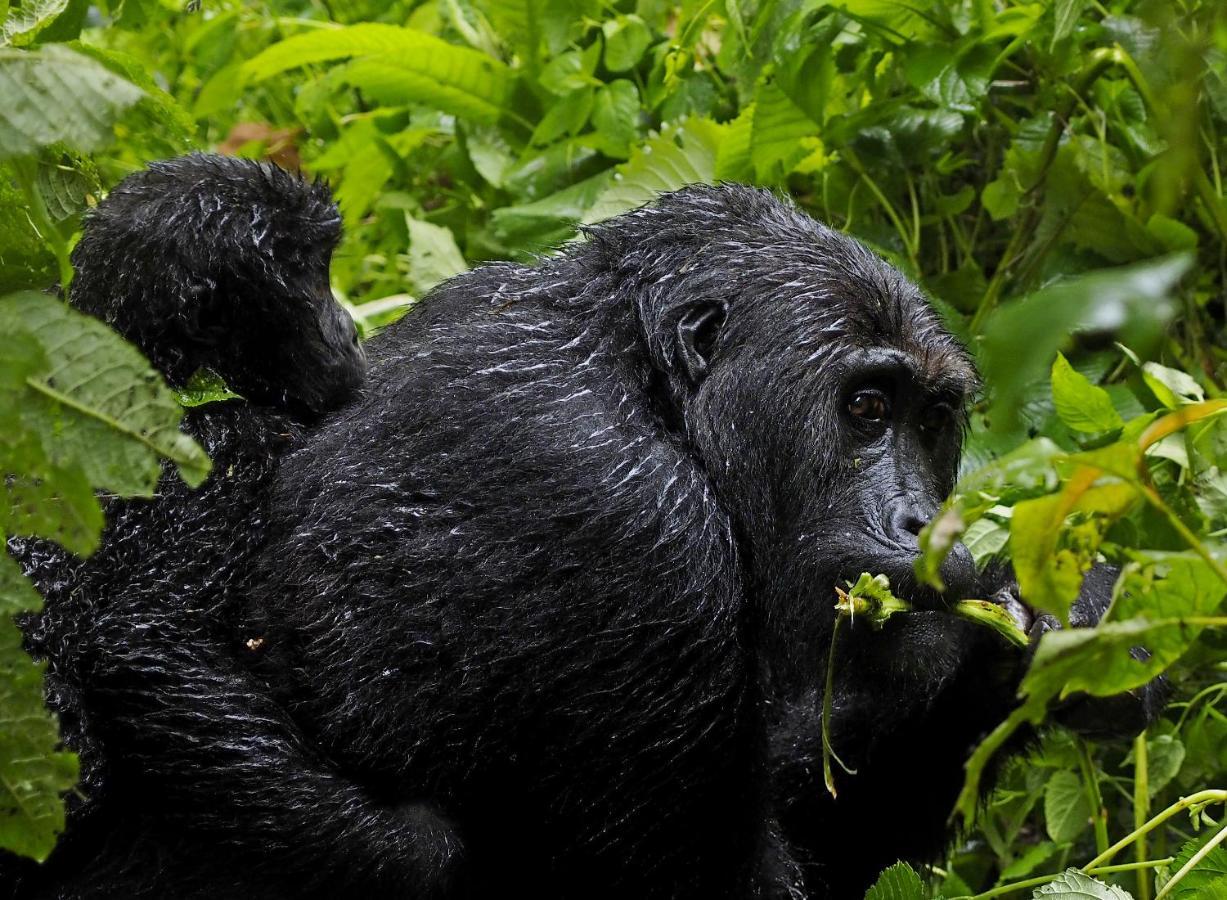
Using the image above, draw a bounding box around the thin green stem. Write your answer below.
[820,616,856,797]
[953,857,1174,899]
[1076,737,1110,857]
[1134,732,1153,900]
[1082,789,1227,871]
[1155,820,1227,899]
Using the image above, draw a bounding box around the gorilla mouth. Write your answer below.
[835,571,1035,649]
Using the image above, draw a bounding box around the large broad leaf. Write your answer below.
[243,23,513,124]
[1043,770,1090,843]
[750,75,817,180]
[979,255,1192,436]
[582,117,724,225]
[0,293,210,497]
[0,323,100,555]
[0,551,79,861]
[0,45,143,160]
[405,217,467,295]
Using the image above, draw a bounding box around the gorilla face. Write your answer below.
[652,220,981,697]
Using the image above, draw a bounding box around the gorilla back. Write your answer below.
[6,168,1163,899]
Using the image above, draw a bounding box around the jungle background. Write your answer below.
[1,0,1226,897]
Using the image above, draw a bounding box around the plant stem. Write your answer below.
[955,857,1172,899]
[1076,737,1110,857]
[820,616,856,797]
[1134,732,1153,900]
[1082,789,1227,871]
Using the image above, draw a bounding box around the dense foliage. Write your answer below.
[1,0,1225,897]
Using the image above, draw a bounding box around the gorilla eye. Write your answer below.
[847,390,890,422]
[920,402,955,433]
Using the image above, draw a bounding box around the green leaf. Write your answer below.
[916,438,1062,591]
[961,516,1009,562]
[1043,770,1090,843]
[1051,352,1123,433]
[0,0,69,47]
[864,861,927,900]
[1161,833,1227,899]
[0,550,79,861]
[829,0,941,43]
[0,45,143,160]
[0,166,55,292]
[582,117,724,225]
[602,15,651,72]
[405,217,467,294]
[1011,481,1137,623]
[490,169,614,248]
[244,24,513,124]
[591,80,639,159]
[0,326,101,554]
[1031,869,1133,898]
[538,41,601,95]
[750,75,817,180]
[1051,0,1085,47]
[175,370,240,409]
[980,255,1191,436]
[530,87,594,146]
[713,102,754,182]
[1143,734,1186,797]
[1106,553,1227,624]
[0,292,210,495]
[835,572,911,628]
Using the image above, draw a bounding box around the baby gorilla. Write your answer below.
[5,158,1166,899]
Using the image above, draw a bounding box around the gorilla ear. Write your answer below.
[675,303,726,383]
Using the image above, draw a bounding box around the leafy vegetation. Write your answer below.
[1,0,1225,896]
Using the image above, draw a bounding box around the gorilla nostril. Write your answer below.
[888,503,929,543]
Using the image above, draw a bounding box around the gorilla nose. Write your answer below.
[886,499,930,546]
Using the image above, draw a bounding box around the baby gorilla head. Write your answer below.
[69,154,366,418]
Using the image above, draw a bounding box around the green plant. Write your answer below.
[1,0,1224,894]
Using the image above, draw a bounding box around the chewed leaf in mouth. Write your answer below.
[832,572,1030,646]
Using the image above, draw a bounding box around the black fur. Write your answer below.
[4,158,1166,899]
[68,154,365,417]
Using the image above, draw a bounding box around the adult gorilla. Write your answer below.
[4,156,1165,899]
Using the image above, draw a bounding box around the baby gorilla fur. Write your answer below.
[3,156,1165,899]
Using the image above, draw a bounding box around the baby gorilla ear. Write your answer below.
[675,303,726,383]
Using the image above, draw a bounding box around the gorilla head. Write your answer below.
[69,154,366,417]
[12,170,1163,900]
[577,188,983,700]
